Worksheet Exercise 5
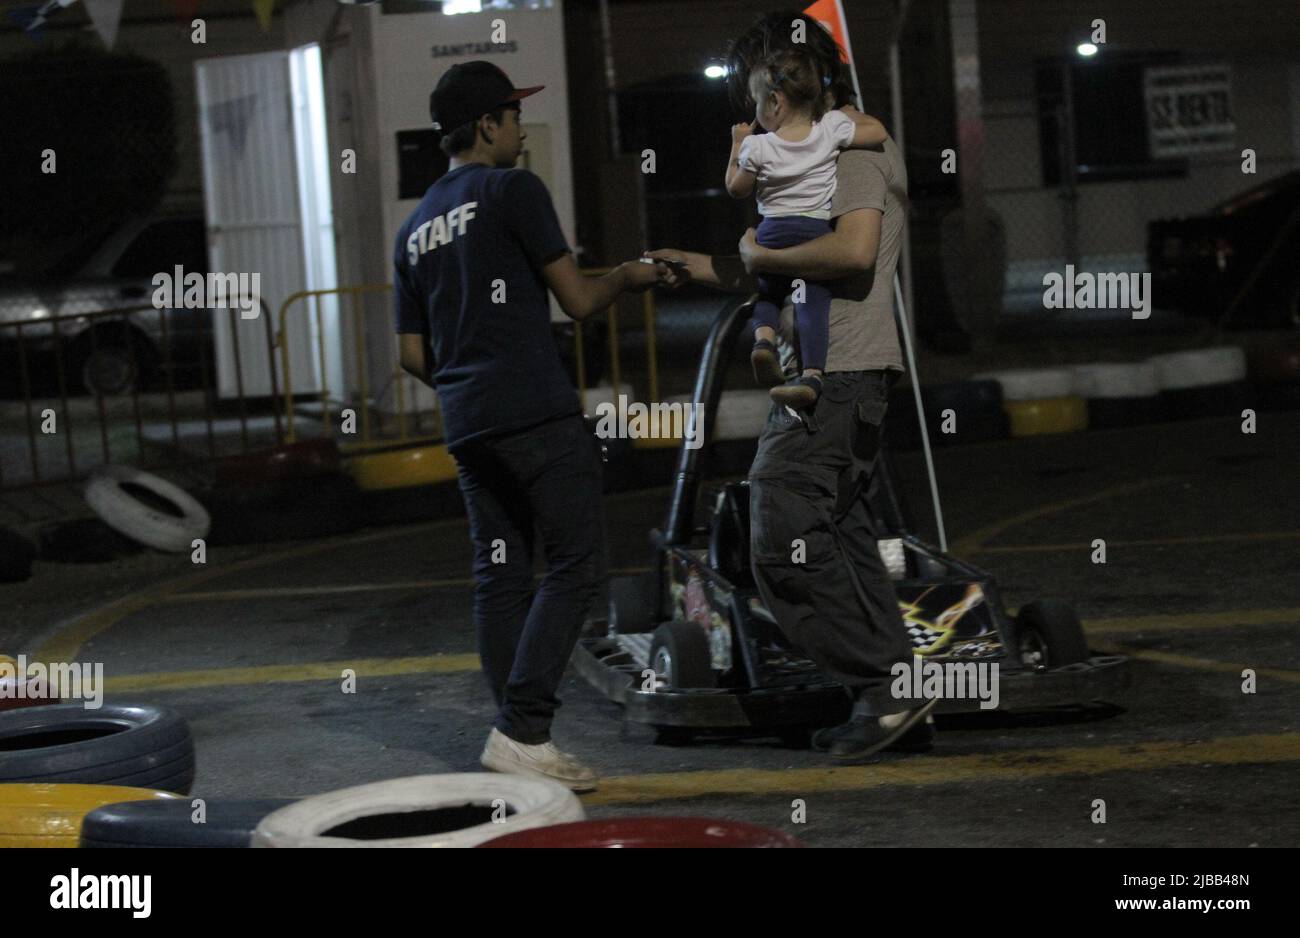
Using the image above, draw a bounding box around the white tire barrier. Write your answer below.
[971,368,1074,402]
[664,390,771,443]
[251,774,584,848]
[1069,362,1158,399]
[1147,346,1247,390]
[84,465,210,553]
[714,390,772,441]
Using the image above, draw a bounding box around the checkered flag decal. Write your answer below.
[906,621,947,651]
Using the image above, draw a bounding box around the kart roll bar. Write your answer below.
[663,294,755,545]
[660,290,928,548]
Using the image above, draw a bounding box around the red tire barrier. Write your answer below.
[215,438,343,486]
[478,816,803,848]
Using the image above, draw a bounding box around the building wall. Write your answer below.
[974,0,1300,272]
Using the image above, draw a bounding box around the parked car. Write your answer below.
[1148,171,1300,328]
[0,212,214,396]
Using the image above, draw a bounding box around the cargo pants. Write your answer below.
[748,369,915,716]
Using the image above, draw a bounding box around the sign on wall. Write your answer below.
[1144,64,1235,158]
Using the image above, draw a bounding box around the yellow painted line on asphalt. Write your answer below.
[32,520,460,665]
[163,567,654,602]
[1091,643,1300,684]
[105,654,481,693]
[1085,607,1300,635]
[950,476,1180,556]
[979,530,1300,554]
[582,732,1300,805]
[89,607,1298,695]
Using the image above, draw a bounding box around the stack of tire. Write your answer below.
[971,368,1088,438]
[1146,345,1252,421]
[203,438,363,545]
[1247,340,1300,413]
[885,380,1009,451]
[0,703,198,847]
[1068,361,1163,429]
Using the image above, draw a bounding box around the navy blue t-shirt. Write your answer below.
[393,163,580,450]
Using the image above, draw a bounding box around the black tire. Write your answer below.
[1015,600,1089,669]
[70,326,157,397]
[38,518,144,564]
[609,574,658,634]
[81,798,295,848]
[200,474,362,546]
[648,620,715,689]
[0,703,195,794]
[0,526,36,583]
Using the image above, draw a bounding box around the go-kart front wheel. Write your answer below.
[1015,600,1089,670]
[648,620,716,689]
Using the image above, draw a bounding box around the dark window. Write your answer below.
[111,218,208,278]
[1036,51,1187,186]
[397,129,450,200]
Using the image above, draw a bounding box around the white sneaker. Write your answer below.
[479,727,598,793]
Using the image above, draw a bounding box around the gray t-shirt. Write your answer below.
[776,137,908,375]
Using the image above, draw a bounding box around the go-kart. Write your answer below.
[572,296,1128,738]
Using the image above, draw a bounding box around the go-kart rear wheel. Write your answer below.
[1015,600,1088,670]
[649,621,715,689]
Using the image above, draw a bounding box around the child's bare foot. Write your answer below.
[770,372,823,408]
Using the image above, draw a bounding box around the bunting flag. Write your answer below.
[84,0,124,49]
[253,0,274,32]
[803,0,863,105]
[168,0,200,22]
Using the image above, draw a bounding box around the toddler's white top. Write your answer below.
[737,110,856,219]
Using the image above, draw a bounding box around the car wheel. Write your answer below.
[80,345,138,396]
[71,328,157,397]
[648,620,715,689]
[1015,600,1089,670]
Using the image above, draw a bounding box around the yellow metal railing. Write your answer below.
[274,272,662,450]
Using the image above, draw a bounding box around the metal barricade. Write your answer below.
[274,272,663,452]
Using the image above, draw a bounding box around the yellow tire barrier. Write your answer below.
[0,784,180,848]
[344,444,459,492]
[1004,396,1089,437]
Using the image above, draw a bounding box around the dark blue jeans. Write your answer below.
[452,414,606,744]
[752,215,834,373]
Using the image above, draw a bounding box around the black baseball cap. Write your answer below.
[429,61,543,134]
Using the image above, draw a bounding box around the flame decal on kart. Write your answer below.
[900,583,987,655]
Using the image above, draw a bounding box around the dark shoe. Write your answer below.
[770,374,823,409]
[813,714,934,753]
[751,338,784,387]
[829,699,939,763]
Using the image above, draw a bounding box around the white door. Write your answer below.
[195,49,337,400]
